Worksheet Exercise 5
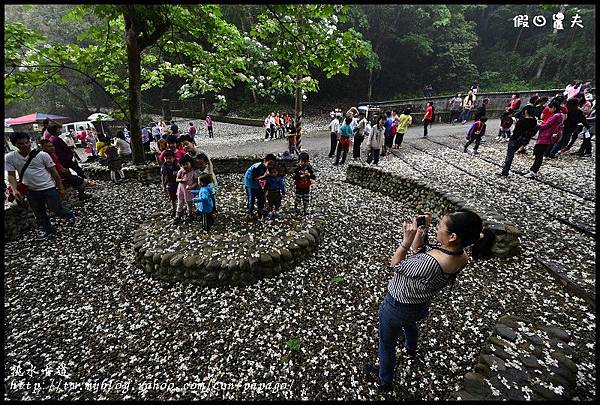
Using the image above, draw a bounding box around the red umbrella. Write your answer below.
[7,113,70,126]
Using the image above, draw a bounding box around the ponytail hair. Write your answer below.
[446,211,496,260]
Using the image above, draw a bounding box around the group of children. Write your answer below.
[244,152,316,220]
[159,139,317,231]
[159,136,216,231]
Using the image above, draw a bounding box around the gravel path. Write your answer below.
[4,118,596,400]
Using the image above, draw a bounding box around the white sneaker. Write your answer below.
[523,171,536,178]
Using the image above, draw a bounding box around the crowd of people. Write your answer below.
[328,107,421,166]
[263,112,301,157]
[480,87,594,178]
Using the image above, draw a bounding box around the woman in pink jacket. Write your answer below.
[524,101,563,178]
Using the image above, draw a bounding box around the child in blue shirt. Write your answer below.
[191,174,215,231]
[265,166,285,219]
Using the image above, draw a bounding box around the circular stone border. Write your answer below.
[133,216,325,288]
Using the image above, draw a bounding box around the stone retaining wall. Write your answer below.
[449,315,578,400]
[83,157,298,183]
[132,216,325,287]
[345,164,521,257]
[4,189,81,242]
[211,115,264,127]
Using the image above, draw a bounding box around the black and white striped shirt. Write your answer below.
[388,246,454,304]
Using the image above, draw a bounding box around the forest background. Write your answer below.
[4,4,596,120]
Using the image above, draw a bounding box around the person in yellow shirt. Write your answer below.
[394,108,413,148]
[96,134,110,158]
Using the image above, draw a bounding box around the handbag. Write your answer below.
[16,149,41,195]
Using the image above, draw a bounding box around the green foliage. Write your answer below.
[249,4,373,100]
[286,337,301,351]
[333,275,345,284]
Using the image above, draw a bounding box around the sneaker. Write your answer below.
[523,171,536,178]
[36,230,53,241]
[472,150,479,154]
[364,364,393,392]
[67,217,78,226]
[463,148,468,153]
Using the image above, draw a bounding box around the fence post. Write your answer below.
[161,98,171,122]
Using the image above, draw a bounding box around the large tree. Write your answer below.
[248,4,374,149]
[5,5,247,164]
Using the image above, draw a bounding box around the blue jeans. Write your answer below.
[459,109,471,122]
[245,186,265,215]
[27,187,75,233]
[378,293,430,384]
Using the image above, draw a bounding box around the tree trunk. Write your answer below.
[535,55,547,80]
[295,72,303,151]
[367,68,373,102]
[124,13,145,165]
[513,26,523,51]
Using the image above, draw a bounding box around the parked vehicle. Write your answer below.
[62,120,95,135]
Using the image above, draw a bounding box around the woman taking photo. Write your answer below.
[365,210,495,391]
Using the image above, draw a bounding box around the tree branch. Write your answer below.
[139,21,171,50]
[14,40,129,117]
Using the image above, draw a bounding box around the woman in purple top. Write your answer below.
[47,124,86,179]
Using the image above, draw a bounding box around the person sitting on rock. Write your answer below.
[39,140,92,200]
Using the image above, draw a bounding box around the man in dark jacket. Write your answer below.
[473,99,489,121]
[497,106,538,177]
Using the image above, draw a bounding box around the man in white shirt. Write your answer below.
[328,114,340,158]
[268,113,276,140]
[5,132,76,240]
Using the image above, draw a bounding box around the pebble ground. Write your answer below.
[4,117,596,400]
